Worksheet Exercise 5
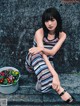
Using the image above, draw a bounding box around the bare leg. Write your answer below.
[52,83,74,103]
[42,54,75,103]
[57,86,72,101]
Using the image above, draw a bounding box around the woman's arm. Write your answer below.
[42,32,66,56]
[42,53,60,91]
[42,53,58,76]
[29,29,61,90]
[29,29,61,76]
[29,31,66,56]
[31,30,59,76]
[29,28,44,54]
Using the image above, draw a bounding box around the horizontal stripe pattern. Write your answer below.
[25,37,58,93]
[25,53,54,93]
[33,37,59,50]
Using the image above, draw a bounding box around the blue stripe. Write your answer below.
[35,63,46,70]
[35,65,48,75]
[31,56,42,66]
[41,86,52,93]
[41,76,53,83]
[42,80,52,87]
[38,71,50,80]
[32,59,44,67]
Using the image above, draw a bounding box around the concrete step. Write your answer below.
[0,73,80,106]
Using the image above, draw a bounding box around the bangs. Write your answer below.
[42,7,62,38]
[44,13,54,21]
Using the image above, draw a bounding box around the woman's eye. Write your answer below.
[52,19,55,21]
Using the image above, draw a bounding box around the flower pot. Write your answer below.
[0,67,20,94]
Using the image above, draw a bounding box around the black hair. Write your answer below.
[42,7,62,38]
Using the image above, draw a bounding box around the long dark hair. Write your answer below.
[42,7,62,38]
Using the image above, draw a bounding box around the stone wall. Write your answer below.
[0,0,80,74]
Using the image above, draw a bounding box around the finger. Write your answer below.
[29,50,32,53]
[56,85,60,92]
[55,85,58,91]
[52,84,57,90]
[29,49,31,52]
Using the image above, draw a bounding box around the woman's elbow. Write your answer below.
[64,33,67,40]
[49,51,55,56]
[59,32,67,41]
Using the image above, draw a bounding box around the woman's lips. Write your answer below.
[48,26,53,29]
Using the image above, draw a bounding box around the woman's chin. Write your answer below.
[48,28,55,32]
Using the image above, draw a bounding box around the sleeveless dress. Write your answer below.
[25,36,59,93]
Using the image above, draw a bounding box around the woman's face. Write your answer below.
[45,18,57,32]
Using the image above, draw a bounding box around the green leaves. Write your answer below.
[0,69,20,85]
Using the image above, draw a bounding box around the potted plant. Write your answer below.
[0,67,20,94]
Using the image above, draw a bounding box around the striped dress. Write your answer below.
[25,36,59,93]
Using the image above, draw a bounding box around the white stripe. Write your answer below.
[41,82,52,90]
[41,77,53,85]
[34,61,45,70]
[44,45,53,48]
[32,58,42,66]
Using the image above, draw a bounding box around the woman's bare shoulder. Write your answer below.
[35,28,44,34]
[59,31,66,38]
[35,28,44,38]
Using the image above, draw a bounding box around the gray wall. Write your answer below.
[0,0,80,74]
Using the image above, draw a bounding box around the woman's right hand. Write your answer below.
[52,74,60,92]
[29,47,43,55]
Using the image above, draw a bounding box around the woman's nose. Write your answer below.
[48,21,52,25]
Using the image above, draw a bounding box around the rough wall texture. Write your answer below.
[0,0,80,74]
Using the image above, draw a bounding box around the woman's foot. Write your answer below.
[57,87,76,103]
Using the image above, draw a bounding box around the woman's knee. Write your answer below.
[31,53,42,59]
[52,83,61,91]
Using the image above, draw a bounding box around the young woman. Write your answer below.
[25,7,75,103]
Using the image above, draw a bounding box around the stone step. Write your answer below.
[0,73,80,106]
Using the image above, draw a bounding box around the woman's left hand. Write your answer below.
[29,47,43,54]
[52,74,60,92]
